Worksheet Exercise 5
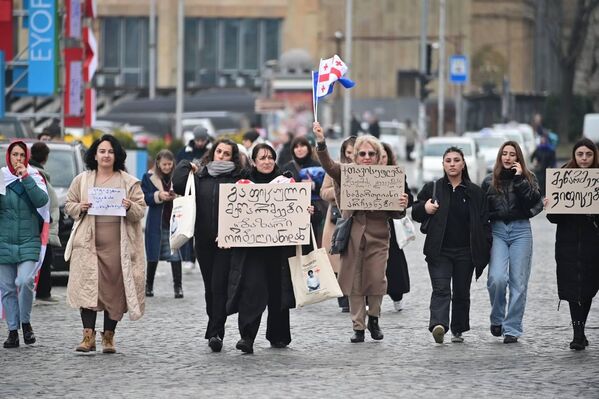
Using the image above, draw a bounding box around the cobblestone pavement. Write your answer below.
[1,214,598,398]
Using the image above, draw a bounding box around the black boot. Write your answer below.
[236,338,254,354]
[146,261,158,297]
[22,323,36,345]
[570,321,586,350]
[3,330,19,348]
[350,330,365,343]
[171,261,184,299]
[367,316,384,340]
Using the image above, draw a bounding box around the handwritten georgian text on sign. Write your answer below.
[340,164,405,210]
[545,168,599,214]
[88,187,126,216]
[218,183,312,247]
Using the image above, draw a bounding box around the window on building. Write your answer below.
[185,18,281,89]
[98,17,149,88]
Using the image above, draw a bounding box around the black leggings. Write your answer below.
[80,308,118,331]
[569,300,592,324]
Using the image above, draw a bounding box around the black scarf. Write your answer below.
[250,166,281,183]
[161,173,173,228]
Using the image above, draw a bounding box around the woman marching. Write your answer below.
[313,122,409,342]
[172,138,245,352]
[482,141,542,344]
[412,147,491,343]
[0,141,49,348]
[546,138,599,350]
[65,135,147,353]
[227,143,302,354]
[141,149,183,299]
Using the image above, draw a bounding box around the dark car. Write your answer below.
[0,117,34,139]
[0,141,87,276]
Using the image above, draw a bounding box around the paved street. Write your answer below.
[1,213,598,398]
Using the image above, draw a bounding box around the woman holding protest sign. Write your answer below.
[482,141,542,344]
[227,143,307,354]
[65,135,146,353]
[545,138,599,350]
[313,121,409,343]
[172,138,245,353]
[413,147,491,344]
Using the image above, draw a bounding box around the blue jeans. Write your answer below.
[487,220,533,337]
[0,261,38,331]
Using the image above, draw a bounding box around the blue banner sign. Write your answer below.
[28,0,57,95]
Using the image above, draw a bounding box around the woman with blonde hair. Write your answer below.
[313,122,409,342]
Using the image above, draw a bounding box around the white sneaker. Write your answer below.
[182,261,196,274]
[393,300,404,312]
[451,333,464,343]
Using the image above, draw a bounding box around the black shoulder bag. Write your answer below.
[330,215,353,255]
[419,179,437,234]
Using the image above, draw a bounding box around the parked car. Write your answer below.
[0,140,87,277]
[492,126,529,159]
[379,120,407,161]
[0,117,33,139]
[419,136,487,187]
[583,113,599,144]
[494,123,536,155]
[464,130,508,172]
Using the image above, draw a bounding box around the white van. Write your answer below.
[583,114,599,143]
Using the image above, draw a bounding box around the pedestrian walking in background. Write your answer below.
[65,135,147,354]
[227,144,300,354]
[282,136,327,246]
[276,131,294,167]
[482,141,542,344]
[403,119,418,162]
[172,138,245,353]
[176,126,210,164]
[320,136,356,313]
[413,147,491,344]
[380,143,414,312]
[0,141,49,348]
[142,149,184,299]
[530,134,556,196]
[313,121,409,343]
[29,142,61,304]
[546,138,599,350]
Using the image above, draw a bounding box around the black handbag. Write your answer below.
[420,179,438,234]
[330,205,342,224]
[330,216,353,255]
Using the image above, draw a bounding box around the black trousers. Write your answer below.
[427,247,474,335]
[237,249,291,344]
[196,240,231,340]
[36,246,53,299]
[386,225,410,302]
[80,308,117,331]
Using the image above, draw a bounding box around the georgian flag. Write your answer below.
[313,55,355,100]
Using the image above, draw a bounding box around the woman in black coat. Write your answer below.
[412,146,491,344]
[172,138,245,353]
[227,143,305,354]
[546,138,599,350]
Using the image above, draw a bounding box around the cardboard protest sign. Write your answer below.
[545,168,599,214]
[88,187,126,216]
[218,182,312,247]
[340,164,405,210]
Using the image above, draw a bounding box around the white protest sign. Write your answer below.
[88,187,126,216]
[545,168,599,214]
[340,164,405,210]
[218,182,312,247]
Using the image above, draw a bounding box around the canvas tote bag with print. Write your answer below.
[288,227,343,307]
[170,171,196,251]
[393,215,416,249]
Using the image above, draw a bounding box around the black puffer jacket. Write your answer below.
[547,213,599,302]
[172,160,245,245]
[481,172,542,221]
[412,177,492,279]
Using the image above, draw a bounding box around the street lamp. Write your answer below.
[334,31,344,56]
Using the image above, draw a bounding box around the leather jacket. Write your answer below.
[481,172,542,222]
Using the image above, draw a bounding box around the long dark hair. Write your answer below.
[442,146,471,182]
[564,138,599,168]
[492,140,534,192]
[85,134,127,171]
[291,136,314,162]
[340,136,357,164]
[381,142,396,166]
[200,138,242,171]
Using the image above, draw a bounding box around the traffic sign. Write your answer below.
[449,55,468,84]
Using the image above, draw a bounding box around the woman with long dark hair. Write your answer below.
[172,138,245,353]
[413,147,491,343]
[142,149,183,298]
[546,138,599,350]
[482,140,542,344]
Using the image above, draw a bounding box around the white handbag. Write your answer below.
[170,171,196,251]
[393,215,416,249]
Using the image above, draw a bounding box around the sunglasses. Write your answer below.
[357,151,377,158]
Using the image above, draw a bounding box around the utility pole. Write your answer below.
[438,0,446,136]
[418,0,429,144]
[149,0,156,99]
[342,0,352,137]
[175,0,184,139]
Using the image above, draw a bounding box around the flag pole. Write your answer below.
[312,70,318,122]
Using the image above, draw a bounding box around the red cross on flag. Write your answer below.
[316,55,349,99]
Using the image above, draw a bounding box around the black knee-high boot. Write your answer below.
[569,301,590,350]
[171,261,183,299]
[146,261,158,297]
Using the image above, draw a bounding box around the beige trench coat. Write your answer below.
[317,146,404,296]
[320,174,341,273]
[64,170,147,321]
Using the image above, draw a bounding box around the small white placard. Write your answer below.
[88,187,126,216]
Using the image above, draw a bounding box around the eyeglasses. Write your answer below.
[357,151,377,158]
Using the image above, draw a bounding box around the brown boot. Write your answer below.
[101,330,116,354]
[75,328,96,352]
